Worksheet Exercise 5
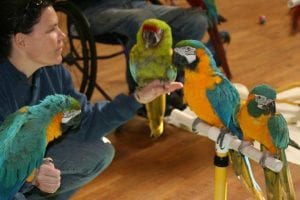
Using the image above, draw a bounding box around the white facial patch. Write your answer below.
[174,46,196,64]
[62,110,81,124]
[254,94,274,109]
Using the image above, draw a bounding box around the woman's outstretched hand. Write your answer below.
[134,80,183,104]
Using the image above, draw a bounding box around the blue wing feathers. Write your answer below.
[268,114,289,149]
[0,118,47,189]
[0,112,28,165]
[206,72,242,138]
[0,181,24,200]
[0,117,47,198]
[202,40,242,138]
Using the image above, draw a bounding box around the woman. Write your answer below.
[0,0,182,199]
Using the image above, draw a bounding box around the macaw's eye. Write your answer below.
[185,47,191,52]
[255,94,267,103]
[184,46,196,55]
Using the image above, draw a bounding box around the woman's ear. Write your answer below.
[13,33,26,48]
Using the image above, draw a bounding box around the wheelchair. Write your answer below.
[54,0,127,101]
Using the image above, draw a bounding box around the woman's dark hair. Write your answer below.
[0,0,56,59]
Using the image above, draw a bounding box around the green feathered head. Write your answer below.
[29,94,81,122]
[38,94,80,111]
[136,18,172,49]
[247,84,277,117]
[173,39,216,72]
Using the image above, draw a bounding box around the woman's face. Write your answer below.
[23,6,65,66]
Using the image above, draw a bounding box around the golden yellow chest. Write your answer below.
[46,113,63,144]
[239,105,276,153]
[183,63,223,127]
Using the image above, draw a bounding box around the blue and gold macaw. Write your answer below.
[0,94,81,200]
[173,40,264,199]
[130,18,177,137]
[234,84,299,200]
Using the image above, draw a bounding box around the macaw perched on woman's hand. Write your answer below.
[130,18,177,138]
[172,39,264,200]
[0,94,81,200]
[234,84,299,200]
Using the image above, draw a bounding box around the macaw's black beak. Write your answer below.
[143,30,162,48]
[173,50,199,72]
[260,100,276,115]
[61,110,82,132]
[172,51,188,72]
[267,101,276,115]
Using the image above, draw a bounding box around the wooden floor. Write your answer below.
[69,0,300,199]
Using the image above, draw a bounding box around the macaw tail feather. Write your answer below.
[261,145,281,200]
[145,94,166,138]
[278,149,296,200]
[289,138,300,150]
[261,145,296,200]
[264,167,282,200]
[229,150,243,176]
[229,150,265,200]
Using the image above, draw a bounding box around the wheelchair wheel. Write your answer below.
[54,1,97,100]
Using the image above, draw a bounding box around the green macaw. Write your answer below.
[234,84,300,200]
[0,94,81,200]
[173,40,264,200]
[129,18,177,138]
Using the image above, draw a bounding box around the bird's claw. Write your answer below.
[259,151,271,168]
[238,141,252,153]
[216,127,230,150]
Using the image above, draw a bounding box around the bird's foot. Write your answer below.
[216,127,231,150]
[238,140,252,154]
[259,151,272,168]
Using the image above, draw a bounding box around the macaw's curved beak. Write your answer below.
[173,47,198,72]
[143,29,163,48]
[172,50,188,72]
[61,109,82,132]
[259,100,276,115]
[267,100,276,115]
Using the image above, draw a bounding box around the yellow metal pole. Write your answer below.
[214,149,229,200]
